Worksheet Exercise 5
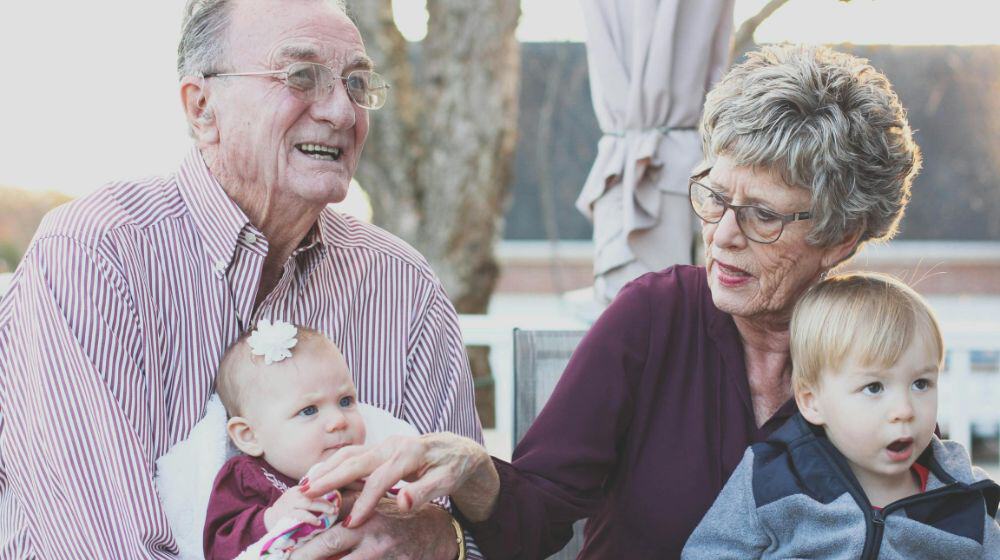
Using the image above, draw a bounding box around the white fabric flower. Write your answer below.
[247,319,298,365]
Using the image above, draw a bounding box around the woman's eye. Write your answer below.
[298,405,318,417]
[339,396,354,408]
[913,379,933,391]
[752,207,780,222]
[861,382,884,395]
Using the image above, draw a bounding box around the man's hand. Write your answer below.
[264,486,339,530]
[290,498,459,560]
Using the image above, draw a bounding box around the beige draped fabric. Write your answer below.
[577,0,735,302]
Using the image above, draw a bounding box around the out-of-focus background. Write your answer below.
[1,0,997,474]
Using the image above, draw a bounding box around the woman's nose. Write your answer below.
[711,207,747,250]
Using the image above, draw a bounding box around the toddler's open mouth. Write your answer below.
[886,437,914,462]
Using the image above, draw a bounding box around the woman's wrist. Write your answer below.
[449,445,500,522]
[416,432,500,523]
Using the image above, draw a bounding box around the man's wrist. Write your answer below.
[424,503,463,560]
[374,498,460,559]
[448,513,467,560]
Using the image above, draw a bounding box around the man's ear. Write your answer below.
[180,76,219,144]
[820,228,864,270]
[227,416,263,456]
[795,385,826,427]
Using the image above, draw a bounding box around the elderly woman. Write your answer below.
[300,44,922,559]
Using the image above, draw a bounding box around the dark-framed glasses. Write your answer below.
[205,61,390,110]
[688,172,812,244]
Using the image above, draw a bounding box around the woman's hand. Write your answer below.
[301,433,500,527]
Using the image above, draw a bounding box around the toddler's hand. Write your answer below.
[264,486,338,531]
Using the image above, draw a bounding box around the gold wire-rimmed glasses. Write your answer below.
[204,61,390,110]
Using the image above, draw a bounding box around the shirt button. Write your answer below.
[243,232,258,245]
[213,260,227,275]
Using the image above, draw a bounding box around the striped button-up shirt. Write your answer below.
[0,148,483,558]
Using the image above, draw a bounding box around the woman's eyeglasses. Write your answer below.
[688,172,812,244]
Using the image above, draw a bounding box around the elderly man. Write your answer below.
[0,0,481,558]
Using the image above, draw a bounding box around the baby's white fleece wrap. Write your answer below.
[154,395,418,559]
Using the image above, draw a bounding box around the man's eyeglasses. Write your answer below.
[204,61,390,110]
[688,171,812,244]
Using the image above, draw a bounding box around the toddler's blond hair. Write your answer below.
[791,272,943,393]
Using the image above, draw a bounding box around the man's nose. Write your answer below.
[310,79,357,129]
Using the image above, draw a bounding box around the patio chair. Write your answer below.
[512,328,588,560]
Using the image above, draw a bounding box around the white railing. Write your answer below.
[938,327,1000,453]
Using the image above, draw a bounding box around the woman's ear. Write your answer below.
[227,416,263,457]
[180,76,219,144]
[820,228,864,270]
[795,385,826,427]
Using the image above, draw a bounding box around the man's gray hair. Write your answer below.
[177,0,348,79]
[700,44,922,249]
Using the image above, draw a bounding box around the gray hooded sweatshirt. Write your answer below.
[682,413,1000,560]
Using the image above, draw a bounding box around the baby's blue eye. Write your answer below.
[861,382,884,395]
[298,405,318,417]
[339,396,354,408]
[913,379,933,391]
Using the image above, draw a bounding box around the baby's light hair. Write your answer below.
[791,273,944,394]
[216,323,329,417]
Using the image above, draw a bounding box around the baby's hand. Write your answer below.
[264,486,338,531]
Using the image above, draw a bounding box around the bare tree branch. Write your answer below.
[730,0,791,62]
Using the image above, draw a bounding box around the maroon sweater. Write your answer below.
[203,455,297,560]
[461,266,797,559]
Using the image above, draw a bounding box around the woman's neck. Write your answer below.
[734,314,794,427]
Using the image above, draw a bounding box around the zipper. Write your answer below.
[812,444,973,559]
[862,483,963,559]
[868,508,885,559]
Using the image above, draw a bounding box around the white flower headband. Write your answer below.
[247,319,298,365]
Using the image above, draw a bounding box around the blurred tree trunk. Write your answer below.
[348,1,521,315]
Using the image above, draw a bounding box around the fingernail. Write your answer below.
[402,491,413,510]
[299,476,310,485]
[301,482,310,492]
[387,487,400,495]
[324,491,338,502]
[343,515,352,528]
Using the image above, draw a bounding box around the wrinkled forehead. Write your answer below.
[226,0,368,70]
[706,155,812,209]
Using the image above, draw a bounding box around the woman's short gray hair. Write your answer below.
[700,44,922,249]
[177,0,348,79]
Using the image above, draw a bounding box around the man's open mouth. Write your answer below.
[296,143,342,161]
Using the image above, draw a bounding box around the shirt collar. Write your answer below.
[176,147,251,273]
[177,147,329,274]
